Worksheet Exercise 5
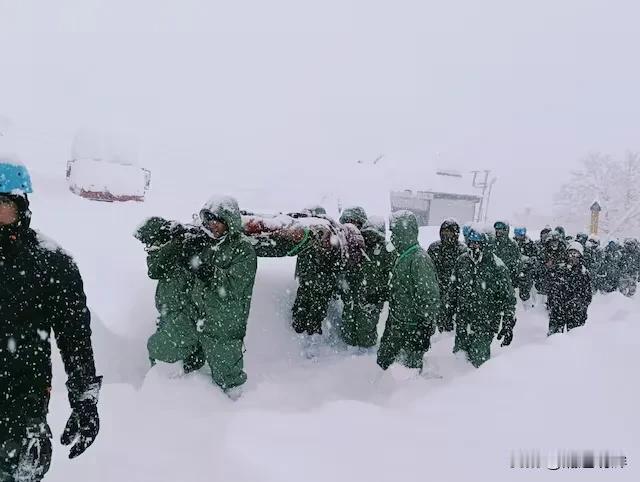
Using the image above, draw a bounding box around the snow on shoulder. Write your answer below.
[35,231,71,257]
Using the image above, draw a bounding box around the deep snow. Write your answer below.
[3,1,640,478]
[12,165,634,481]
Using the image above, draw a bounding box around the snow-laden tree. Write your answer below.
[553,152,640,238]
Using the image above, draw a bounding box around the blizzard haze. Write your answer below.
[2,0,640,217]
[0,3,639,482]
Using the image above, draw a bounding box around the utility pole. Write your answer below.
[483,177,497,223]
[471,170,491,222]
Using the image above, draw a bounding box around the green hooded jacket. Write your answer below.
[446,247,516,334]
[493,229,522,285]
[339,206,368,230]
[387,211,440,330]
[191,196,257,339]
[427,239,467,298]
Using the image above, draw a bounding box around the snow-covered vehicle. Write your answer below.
[66,129,151,202]
[66,158,151,202]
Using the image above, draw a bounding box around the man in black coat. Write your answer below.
[547,241,592,334]
[0,169,101,481]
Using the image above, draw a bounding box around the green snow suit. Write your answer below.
[146,198,257,390]
[340,220,394,348]
[446,248,516,368]
[377,211,440,370]
[246,213,345,336]
[427,238,467,331]
[493,234,522,287]
[514,235,538,301]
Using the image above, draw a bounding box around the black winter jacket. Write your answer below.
[0,229,98,440]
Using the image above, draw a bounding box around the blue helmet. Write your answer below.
[467,229,487,243]
[0,162,33,194]
[514,227,527,237]
[462,225,471,237]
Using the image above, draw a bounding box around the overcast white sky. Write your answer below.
[1,0,639,217]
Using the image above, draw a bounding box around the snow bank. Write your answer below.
[45,293,640,482]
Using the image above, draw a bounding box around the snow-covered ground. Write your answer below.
[11,166,634,481]
[3,1,640,479]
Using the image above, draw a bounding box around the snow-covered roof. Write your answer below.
[388,168,484,198]
[418,172,483,197]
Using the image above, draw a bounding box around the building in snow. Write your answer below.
[390,170,487,226]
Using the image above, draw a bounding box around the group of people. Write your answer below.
[510,226,640,333]
[512,226,640,299]
[137,195,620,397]
[1,156,634,481]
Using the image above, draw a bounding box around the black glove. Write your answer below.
[181,231,209,257]
[62,378,102,459]
[496,325,513,346]
[17,421,53,480]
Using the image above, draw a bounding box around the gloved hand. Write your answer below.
[519,290,531,302]
[181,231,208,254]
[496,325,513,346]
[16,422,52,481]
[169,223,187,238]
[62,378,102,459]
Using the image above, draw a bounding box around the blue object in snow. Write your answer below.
[514,227,527,237]
[0,162,33,194]
[467,230,487,243]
